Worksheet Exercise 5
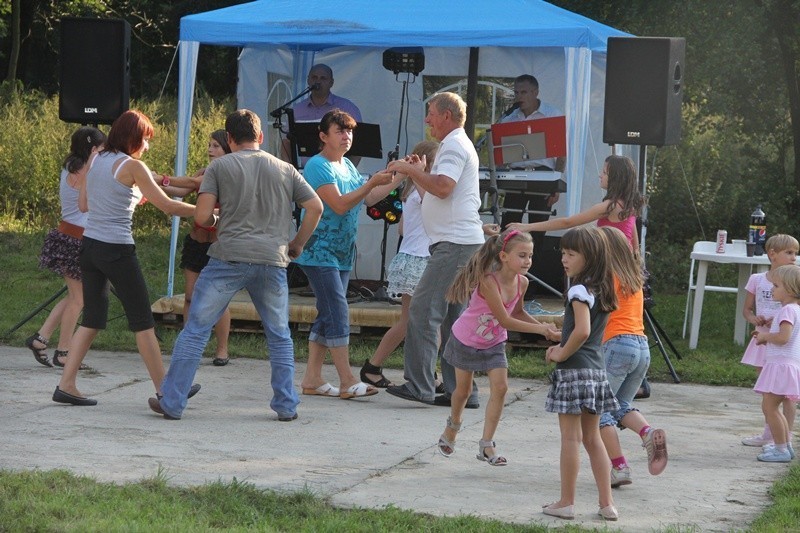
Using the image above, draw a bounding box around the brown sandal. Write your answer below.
[25,333,52,367]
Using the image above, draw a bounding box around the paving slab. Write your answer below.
[1,345,791,531]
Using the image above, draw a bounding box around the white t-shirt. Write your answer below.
[398,187,431,258]
[420,128,484,246]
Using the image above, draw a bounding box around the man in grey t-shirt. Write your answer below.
[152,109,323,421]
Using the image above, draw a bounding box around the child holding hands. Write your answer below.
[740,234,799,448]
[752,264,800,462]
[543,226,620,521]
[437,229,558,465]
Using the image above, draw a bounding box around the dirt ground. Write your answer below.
[2,346,793,531]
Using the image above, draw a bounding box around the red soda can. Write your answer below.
[716,230,727,253]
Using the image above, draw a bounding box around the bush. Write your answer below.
[0,91,233,230]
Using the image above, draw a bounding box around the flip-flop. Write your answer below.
[301,383,340,397]
[340,381,379,399]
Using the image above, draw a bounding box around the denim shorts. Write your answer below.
[299,265,350,347]
[600,334,650,428]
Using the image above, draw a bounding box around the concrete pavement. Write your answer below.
[2,345,791,531]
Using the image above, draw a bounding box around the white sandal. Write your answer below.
[476,439,507,466]
[301,383,340,397]
[437,416,461,457]
[340,381,379,399]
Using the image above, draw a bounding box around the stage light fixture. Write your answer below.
[366,187,402,224]
[382,47,425,76]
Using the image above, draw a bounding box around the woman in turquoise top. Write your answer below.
[295,109,398,399]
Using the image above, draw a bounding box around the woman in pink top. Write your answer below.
[507,155,644,250]
[436,229,557,465]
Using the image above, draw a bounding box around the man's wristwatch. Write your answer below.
[161,174,170,187]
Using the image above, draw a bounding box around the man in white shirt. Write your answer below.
[384,92,484,407]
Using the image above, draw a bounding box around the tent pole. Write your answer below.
[465,47,479,141]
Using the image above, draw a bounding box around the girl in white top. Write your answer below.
[360,141,438,387]
[752,264,800,462]
[740,234,799,448]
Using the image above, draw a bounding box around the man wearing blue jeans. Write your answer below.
[150,109,322,420]
[385,92,485,407]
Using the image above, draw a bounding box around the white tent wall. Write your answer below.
[236,45,634,281]
[171,0,634,293]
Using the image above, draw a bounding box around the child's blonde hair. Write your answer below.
[401,140,439,201]
[560,226,617,312]
[598,226,643,297]
[773,264,800,299]
[446,229,533,304]
[765,234,800,254]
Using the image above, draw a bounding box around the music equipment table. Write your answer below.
[479,170,566,195]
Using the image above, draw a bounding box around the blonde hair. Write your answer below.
[429,92,466,127]
[598,226,643,297]
[766,234,800,254]
[446,229,532,304]
[401,140,439,201]
[560,226,617,312]
[772,264,800,299]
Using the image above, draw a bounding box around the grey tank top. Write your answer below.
[83,152,143,245]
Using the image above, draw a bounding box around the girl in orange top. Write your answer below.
[598,226,668,488]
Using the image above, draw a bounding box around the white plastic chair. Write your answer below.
[682,241,740,338]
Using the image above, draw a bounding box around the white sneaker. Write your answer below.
[642,428,668,475]
[610,465,632,488]
[742,434,773,447]
[757,447,792,463]
[763,443,795,460]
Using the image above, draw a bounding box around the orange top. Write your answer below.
[603,276,645,343]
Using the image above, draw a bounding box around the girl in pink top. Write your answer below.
[507,154,644,251]
[437,229,557,465]
[740,234,799,448]
[752,264,800,462]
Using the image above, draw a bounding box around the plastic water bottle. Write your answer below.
[749,205,767,256]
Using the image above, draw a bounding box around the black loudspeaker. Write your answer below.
[527,235,565,297]
[603,37,685,146]
[59,18,130,125]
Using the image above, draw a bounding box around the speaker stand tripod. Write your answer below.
[3,286,67,339]
[643,305,682,383]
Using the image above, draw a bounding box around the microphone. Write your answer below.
[500,102,520,119]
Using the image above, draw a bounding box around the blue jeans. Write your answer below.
[299,266,350,348]
[403,241,481,403]
[600,334,650,428]
[160,259,299,418]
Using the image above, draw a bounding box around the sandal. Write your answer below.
[476,439,507,466]
[437,416,461,457]
[212,357,230,366]
[25,333,52,367]
[360,359,392,388]
[340,382,379,399]
[52,350,90,370]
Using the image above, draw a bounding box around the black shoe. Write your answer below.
[147,397,180,420]
[212,357,229,366]
[360,359,392,387]
[278,413,299,422]
[433,394,480,409]
[635,378,651,400]
[188,383,201,398]
[52,386,97,406]
[385,384,434,405]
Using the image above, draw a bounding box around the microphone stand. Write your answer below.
[270,85,318,169]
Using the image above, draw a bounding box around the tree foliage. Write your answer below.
[2,0,799,283]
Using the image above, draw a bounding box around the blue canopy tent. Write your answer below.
[169,0,630,294]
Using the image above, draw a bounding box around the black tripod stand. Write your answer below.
[644,303,682,383]
[637,144,681,383]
